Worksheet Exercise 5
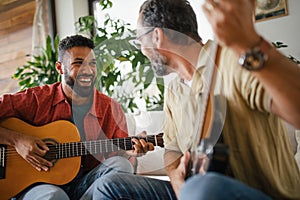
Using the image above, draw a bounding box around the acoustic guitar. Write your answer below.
[0,117,164,199]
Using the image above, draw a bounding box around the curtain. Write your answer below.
[31,0,50,56]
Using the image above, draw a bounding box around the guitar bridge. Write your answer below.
[0,144,6,179]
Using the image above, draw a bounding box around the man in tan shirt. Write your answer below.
[93,0,300,199]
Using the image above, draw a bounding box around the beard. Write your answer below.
[64,72,95,97]
[151,50,169,77]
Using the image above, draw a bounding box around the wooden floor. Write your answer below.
[0,0,35,95]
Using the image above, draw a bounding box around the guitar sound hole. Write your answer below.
[43,138,58,163]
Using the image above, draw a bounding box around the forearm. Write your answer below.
[202,0,300,128]
[164,149,182,180]
[234,39,300,129]
[252,46,300,128]
[0,126,21,146]
[165,149,189,198]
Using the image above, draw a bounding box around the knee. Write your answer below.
[48,188,69,200]
[103,156,134,173]
[96,173,125,190]
[95,174,114,190]
[180,172,227,199]
[94,173,127,199]
[20,184,69,200]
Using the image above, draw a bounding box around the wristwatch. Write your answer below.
[238,37,271,71]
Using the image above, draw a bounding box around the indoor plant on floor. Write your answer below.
[13,0,165,114]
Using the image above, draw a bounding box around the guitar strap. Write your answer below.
[187,42,229,178]
[205,44,230,175]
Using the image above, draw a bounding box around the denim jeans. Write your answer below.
[94,172,274,200]
[180,172,273,200]
[94,172,177,200]
[17,156,134,200]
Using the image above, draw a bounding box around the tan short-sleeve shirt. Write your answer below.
[163,41,300,199]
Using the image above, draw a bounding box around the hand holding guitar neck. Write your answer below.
[127,131,155,157]
[0,118,164,200]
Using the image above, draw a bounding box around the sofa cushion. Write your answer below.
[126,111,166,175]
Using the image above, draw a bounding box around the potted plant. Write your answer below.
[13,35,60,90]
[13,0,165,113]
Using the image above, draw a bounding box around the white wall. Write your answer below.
[193,0,300,58]
[92,0,300,58]
[55,0,300,59]
[94,0,214,42]
[95,0,142,29]
[255,0,300,59]
[54,0,89,39]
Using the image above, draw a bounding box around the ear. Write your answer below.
[55,61,63,74]
[152,28,165,49]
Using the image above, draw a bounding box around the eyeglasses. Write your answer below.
[130,28,155,50]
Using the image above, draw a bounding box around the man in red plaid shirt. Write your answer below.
[0,34,153,200]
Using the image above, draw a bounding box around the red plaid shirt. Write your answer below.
[0,82,129,172]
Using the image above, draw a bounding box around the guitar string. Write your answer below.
[1,135,163,157]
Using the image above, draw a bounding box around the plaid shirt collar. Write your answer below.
[52,82,102,119]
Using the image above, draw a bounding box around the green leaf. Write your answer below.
[74,13,164,113]
[14,35,60,91]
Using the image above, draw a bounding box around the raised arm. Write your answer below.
[203,0,300,128]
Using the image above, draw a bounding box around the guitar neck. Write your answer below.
[45,134,163,160]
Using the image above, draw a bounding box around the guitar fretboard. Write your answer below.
[45,134,163,160]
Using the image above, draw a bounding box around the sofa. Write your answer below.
[125,111,167,178]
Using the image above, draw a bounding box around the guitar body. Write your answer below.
[0,118,81,200]
[0,118,164,199]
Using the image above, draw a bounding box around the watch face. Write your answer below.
[239,48,266,70]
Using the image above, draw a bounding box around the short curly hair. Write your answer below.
[139,0,201,43]
[58,34,95,62]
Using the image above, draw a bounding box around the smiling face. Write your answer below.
[136,15,169,77]
[60,46,97,98]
